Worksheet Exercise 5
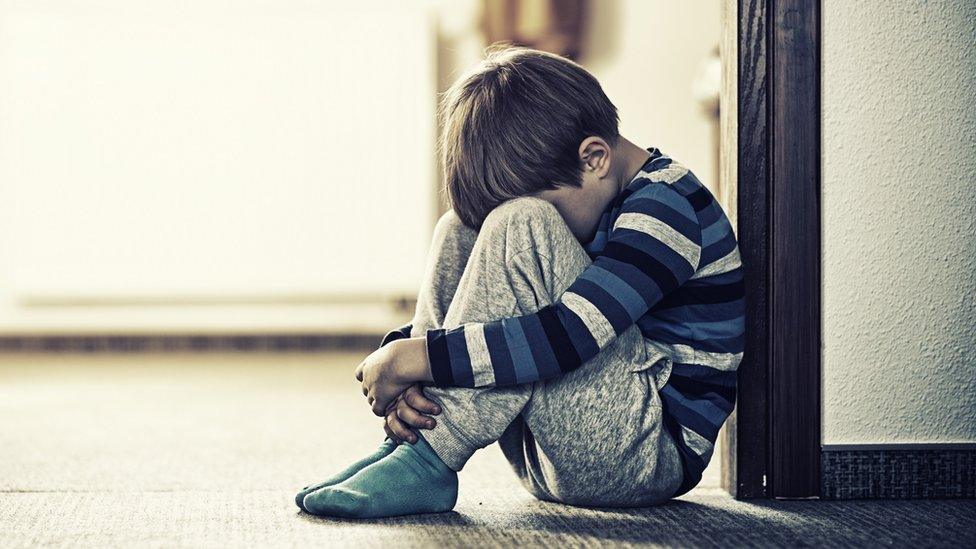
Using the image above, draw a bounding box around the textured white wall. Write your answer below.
[822,1,976,444]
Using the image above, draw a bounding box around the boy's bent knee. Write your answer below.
[434,210,475,239]
[479,197,568,254]
[482,197,560,230]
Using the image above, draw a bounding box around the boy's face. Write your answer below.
[535,137,620,243]
[535,173,618,244]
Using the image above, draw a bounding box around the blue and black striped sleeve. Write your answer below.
[425,181,702,388]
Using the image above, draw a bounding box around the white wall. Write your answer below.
[581,0,720,195]
[822,0,976,444]
[0,1,435,333]
[0,0,719,335]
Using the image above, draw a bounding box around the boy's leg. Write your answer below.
[301,201,535,518]
[422,197,684,507]
[294,211,476,512]
[501,329,685,506]
[408,209,480,335]
[303,198,682,517]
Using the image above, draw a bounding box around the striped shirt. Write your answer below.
[406,148,744,496]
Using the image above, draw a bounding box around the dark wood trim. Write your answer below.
[729,0,821,499]
[727,0,770,499]
[768,0,821,499]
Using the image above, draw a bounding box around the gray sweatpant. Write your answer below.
[409,197,683,507]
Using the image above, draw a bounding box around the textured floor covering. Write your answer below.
[1,352,973,548]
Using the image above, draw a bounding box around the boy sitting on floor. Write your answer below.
[296,46,744,518]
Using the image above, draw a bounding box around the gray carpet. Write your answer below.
[1,353,973,548]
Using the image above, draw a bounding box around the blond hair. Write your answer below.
[439,46,619,228]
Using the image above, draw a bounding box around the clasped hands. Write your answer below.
[354,337,440,444]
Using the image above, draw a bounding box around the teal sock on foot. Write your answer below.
[302,434,458,519]
[295,438,397,511]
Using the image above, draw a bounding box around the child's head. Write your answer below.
[439,46,620,230]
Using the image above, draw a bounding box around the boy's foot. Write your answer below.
[294,438,397,511]
[302,434,458,518]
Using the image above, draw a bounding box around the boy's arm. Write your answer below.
[426,182,702,388]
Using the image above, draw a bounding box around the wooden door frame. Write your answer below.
[721,0,821,499]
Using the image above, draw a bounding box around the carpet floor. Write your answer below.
[1,352,973,548]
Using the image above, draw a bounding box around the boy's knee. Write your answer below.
[479,197,563,249]
[434,209,466,235]
[478,197,589,292]
[433,209,477,244]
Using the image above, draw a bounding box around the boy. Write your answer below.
[296,46,744,518]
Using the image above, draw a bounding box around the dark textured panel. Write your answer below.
[823,449,976,499]
[768,0,821,498]
[0,334,381,353]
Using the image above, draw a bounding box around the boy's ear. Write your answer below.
[578,137,612,178]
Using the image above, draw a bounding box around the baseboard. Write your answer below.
[821,443,976,499]
[0,333,383,353]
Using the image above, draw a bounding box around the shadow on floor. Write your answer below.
[295,494,976,547]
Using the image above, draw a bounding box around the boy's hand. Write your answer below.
[383,383,441,444]
[355,337,433,416]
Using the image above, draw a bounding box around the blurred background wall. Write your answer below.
[0,0,720,338]
[821,0,976,445]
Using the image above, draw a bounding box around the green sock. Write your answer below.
[302,434,458,519]
[294,438,397,512]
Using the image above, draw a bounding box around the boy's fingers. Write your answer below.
[396,400,436,429]
[403,387,441,415]
[386,410,416,444]
[383,422,401,444]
